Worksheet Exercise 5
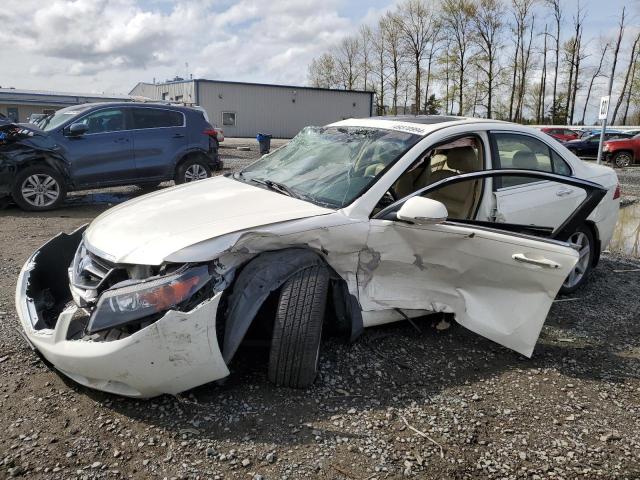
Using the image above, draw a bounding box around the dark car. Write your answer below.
[0,102,222,211]
[563,132,633,158]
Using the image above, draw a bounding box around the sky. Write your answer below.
[0,0,636,97]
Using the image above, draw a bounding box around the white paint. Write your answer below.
[17,252,229,398]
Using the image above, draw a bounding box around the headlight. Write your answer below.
[602,144,609,152]
[87,265,212,333]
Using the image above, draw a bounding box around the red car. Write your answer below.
[603,134,640,167]
[540,127,580,142]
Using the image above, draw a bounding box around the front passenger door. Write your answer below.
[63,107,135,187]
[361,171,606,357]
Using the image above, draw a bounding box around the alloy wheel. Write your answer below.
[614,152,632,168]
[184,164,208,182]
[20,174,60,207]
[563,231,591,289]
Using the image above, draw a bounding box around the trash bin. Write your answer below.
[256,133,272,154]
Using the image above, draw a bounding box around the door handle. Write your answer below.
[114,137,129,143]
[172,134,185,138]
[512,253,561,269]
[556,187,573,197]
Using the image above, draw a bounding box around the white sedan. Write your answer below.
[16,116,620,398]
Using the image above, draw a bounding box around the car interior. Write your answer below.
[383,136,484,219]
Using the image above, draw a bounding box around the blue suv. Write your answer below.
[0,102,222,211]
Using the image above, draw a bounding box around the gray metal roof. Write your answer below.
[0,87,130,100]
[131,79,374,96]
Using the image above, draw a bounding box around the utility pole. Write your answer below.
[596,7,625,165]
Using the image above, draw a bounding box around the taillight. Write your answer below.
[613,183,621,200]
[203,129,217,137]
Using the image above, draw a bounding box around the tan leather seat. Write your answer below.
[426,147,481,219]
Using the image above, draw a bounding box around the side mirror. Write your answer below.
[67,123,88,136]
[396,197,448,225]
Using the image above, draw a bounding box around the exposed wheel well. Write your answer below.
[612,150,635,161]
[175,151,208,170]
[216,248,361,364]
[584,220,601,267]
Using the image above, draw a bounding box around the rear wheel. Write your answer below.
[613,151,633,168]
[175,156,212,184]
[268,265,329,388]
[12,166,66,211]
[560,224,595,294]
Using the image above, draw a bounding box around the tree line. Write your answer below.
[308,0,640,126]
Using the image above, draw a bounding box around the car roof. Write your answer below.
[64,101,198,113]
[330,115,512,136]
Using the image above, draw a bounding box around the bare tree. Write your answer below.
[545,0,562,122]
[422,22,442,112]
[536,24,549,123]
[513,0,536,122]
[563,1,585,124]
[442,0,477,116]
[622,49,639,124]
[396,0,438,113]
[308,53,338,89]
[372,20,389,114]
[472,0,504,118]
[335,36,361,90]
[611,31,640,125]
[359,25,373,91]
[580,41,608,125]
[381,12,404,114]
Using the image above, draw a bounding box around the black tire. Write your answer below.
[613,151,633,168]
[268,265,330,388]
[174,156,212,184]
[12,165,67,211]
[559,224,595,294]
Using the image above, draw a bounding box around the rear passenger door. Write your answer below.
[490,132,585,229]
[130,107,187,180]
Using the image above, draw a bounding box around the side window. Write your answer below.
[131,108,183,129]
[376,135,484,220]
[493,133,570,188]
[551,150,571,176]
[77,108,125,134]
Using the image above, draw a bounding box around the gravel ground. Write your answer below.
[0,141,639,479]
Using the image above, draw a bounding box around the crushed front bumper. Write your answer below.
[15,230,230,398]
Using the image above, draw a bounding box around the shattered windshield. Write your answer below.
[40,105,93,132]
[237,126,420,208]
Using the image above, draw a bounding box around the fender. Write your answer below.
[221,248,363,363]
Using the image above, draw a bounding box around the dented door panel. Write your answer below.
[359,219,578,357]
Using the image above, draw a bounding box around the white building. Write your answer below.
[130,79,374,138]
[0,88,130,123]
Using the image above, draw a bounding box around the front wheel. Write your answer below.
[175,157,212,184]
[12,166,67,211]
[268,265,329,388]
[613,152,633,168]
[560,224,595,294]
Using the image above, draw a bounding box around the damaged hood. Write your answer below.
[84,176,334,265]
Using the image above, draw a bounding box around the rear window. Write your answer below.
[131,108,184,129]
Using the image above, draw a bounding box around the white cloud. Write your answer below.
[0,0,368,94]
